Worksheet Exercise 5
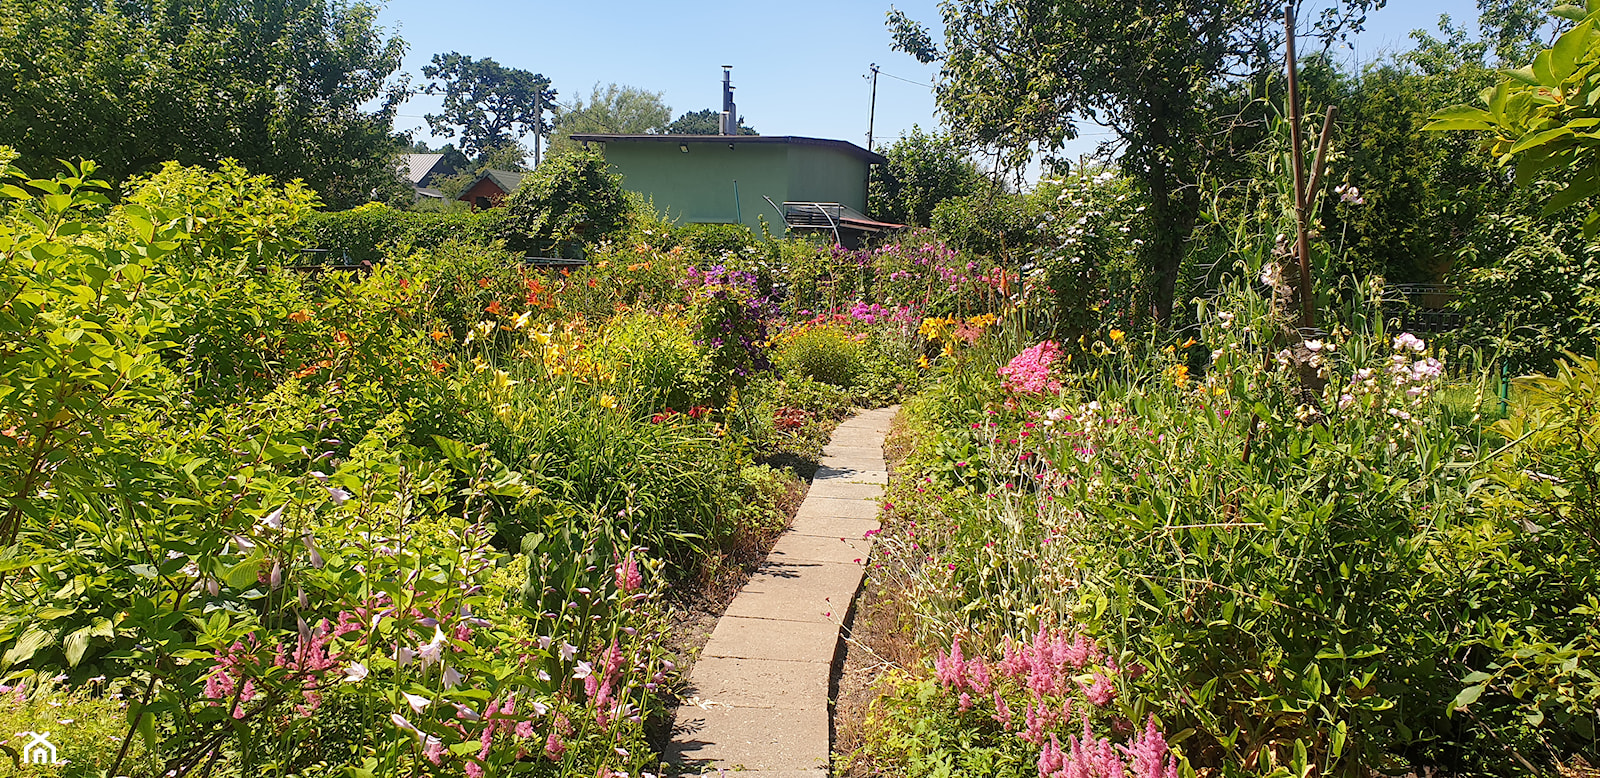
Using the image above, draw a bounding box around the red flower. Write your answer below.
[485,300,503,315]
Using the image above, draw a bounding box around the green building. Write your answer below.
[569,134,896,243]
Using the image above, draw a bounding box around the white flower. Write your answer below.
[402,692,430,714]
[390,713,418,734]
[343,662,369,683]
[259,506,284,531]
[417,627,447,667]
[573,661,594,680]
[1305,340,1324,353]
[326,486,351,505]
[442,665,462,688]
[559,641,578,662]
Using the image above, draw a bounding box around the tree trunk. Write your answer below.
[1144,162,1202,324]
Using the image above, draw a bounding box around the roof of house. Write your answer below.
[457,169,526,200]
[568,134,888,165]
[400,153,447,186]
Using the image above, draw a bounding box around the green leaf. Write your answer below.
[63,625,93,666]
[1554,5,1592,23]
[1452,684,1485,712]
[2,626,54,668]
[224,557,261,589]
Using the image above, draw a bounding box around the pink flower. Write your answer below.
[1121,716,1179,778]
[615,556,643,593]
[999,341,1064,395]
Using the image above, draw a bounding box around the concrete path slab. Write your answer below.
[670,706,829,771]
[668,406,897,778]
[815,466,890,485]
[805,480,884,501]
[794,495,881,520]
[723,561,865,623]
[702,615,840,662]
[786,515,880,541]
[766,531,873,565]
[677,656,830,710]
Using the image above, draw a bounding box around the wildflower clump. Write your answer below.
[1000,341,1064,395]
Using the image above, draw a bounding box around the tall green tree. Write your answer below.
[887,0,1386,322]
[422,53,555,159]
[665,109,758,135]
[869,127,986,225]
[548,83,673,155]
[0,0,409,208]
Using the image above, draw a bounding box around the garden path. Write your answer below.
[666,407,896,777]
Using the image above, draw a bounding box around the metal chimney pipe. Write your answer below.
[721,65,735,135]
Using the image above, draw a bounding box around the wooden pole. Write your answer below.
[1284,3,1316,332]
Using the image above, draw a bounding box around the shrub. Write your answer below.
[298,203,511,265]
[930,191,1040,263]
[777,324,866,387]
[500,150,631,257]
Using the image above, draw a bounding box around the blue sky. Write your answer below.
[379,1,1484,158]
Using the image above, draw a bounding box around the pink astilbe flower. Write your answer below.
[1080,671,1118,707]
[999,341,1064,395]
[615,556,642,593]
[992,690,1014,726]
[544,730,566,761]
[1121,716,1179,778]
[1061,717,1125,778]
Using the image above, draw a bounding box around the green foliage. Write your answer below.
[777,325,866,387]
[588,311,711,412]
[118,159,321,267]
[550,83,673,155]
[0,679,158,774]
[0,0,409,209]
[422,52,556,159]
[298,202,512,265]
[500,150,632,257]
[674,223,757,258]
[1427,1,1600,236]
[869,127,987,226]
[665,109,758,135]
[888,0,1386,320]
[930,192,1040,263]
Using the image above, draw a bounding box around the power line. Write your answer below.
[875,69,935,90]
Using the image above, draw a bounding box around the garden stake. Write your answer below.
[1284,3,1316,332]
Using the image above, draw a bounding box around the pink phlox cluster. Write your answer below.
[849,301,890,324]
[999,341,1064,395]
[1121,716,1179,778]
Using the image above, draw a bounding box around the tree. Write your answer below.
[887,0,1386,322]
[665,109,759,135]
[0,0,409,208]
[422,53,556,159]
[869,127,986,225]
[549,83,673,155]
[499,150,632,257]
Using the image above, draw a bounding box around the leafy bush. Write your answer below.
[299,202,510,265]
[931,191,1041,263]
[500,150,631,257]
[777,324,866,387]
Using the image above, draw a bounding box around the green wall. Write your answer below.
[788,144,868,213]
[594,140,871,234]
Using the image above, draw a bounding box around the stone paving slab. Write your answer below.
[820,443,885,458]
[766,531,873,565]
[701,616,841,662]
[814,465,889,485]
[723,561,865,623]
[669,705,830,772]
[805,480,884,501]
[793,495,881,521]
[677,656,830,710]
[786,514,880,541]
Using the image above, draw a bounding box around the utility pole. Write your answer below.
[533,86,543,169]
[866,63,880,152]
